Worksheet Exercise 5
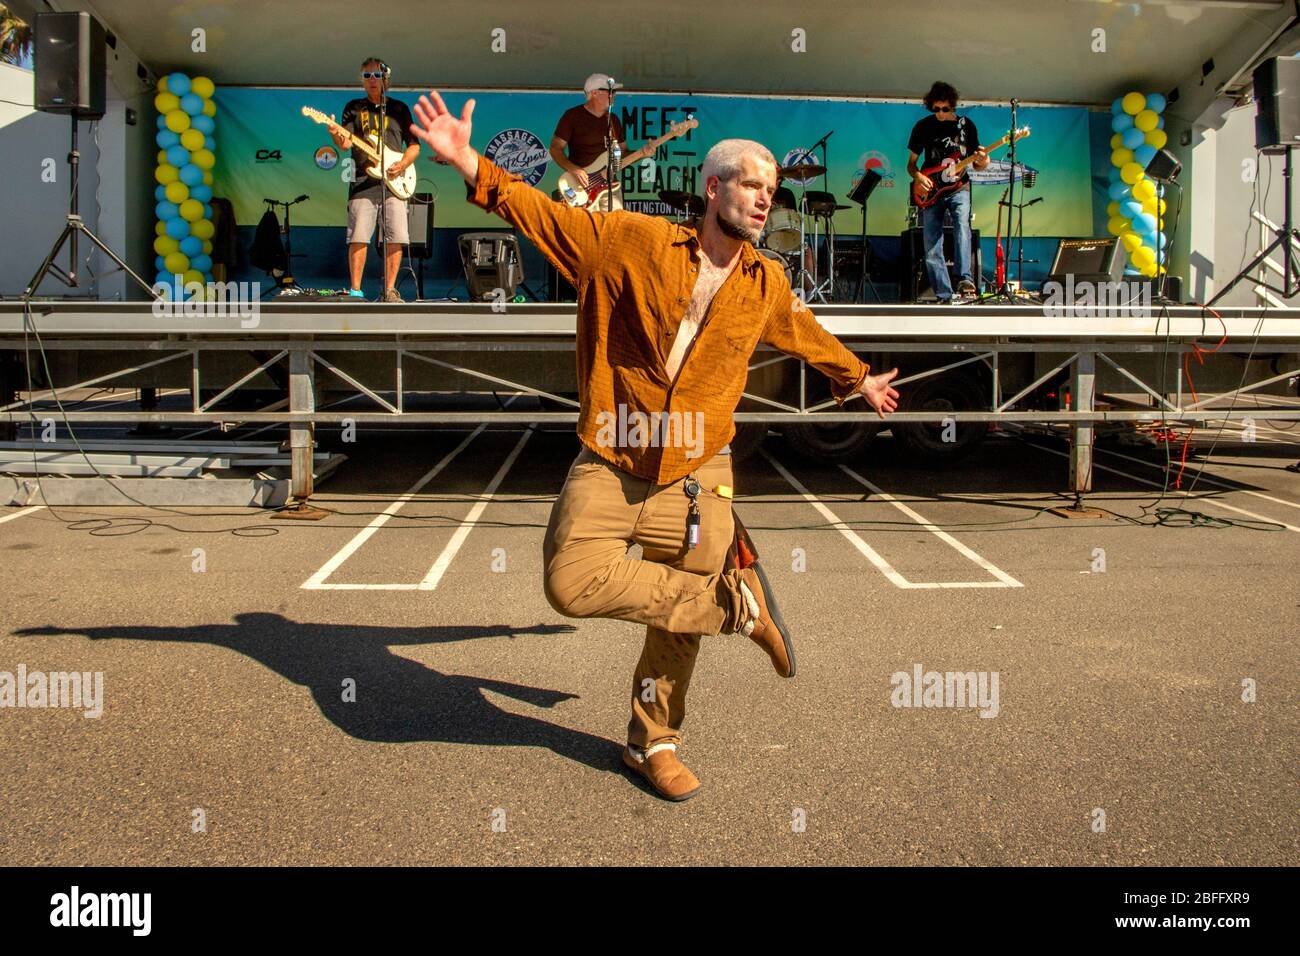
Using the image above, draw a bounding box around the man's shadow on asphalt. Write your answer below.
[16,614,621,773]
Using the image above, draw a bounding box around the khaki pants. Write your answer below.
[543,447,746,748]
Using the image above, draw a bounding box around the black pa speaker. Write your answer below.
[34,12,106,120]
[407,193,434,259]
[1046,237,1127,288]
[901,226,981,302]
[1253,56,1300,152]
[458,232,525,300]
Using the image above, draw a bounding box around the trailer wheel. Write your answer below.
[727,422,769,463]
[894,372,988,464]
[783,419,881,462]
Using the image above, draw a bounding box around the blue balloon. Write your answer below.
[180,93,204,116]
[154,185,167,201]
[1112,113,1135,132]
[1111,97,1126,115]
[191,114,215,135]
[1121,200,1143,219]
[1134,144,1157,166]
[1134,212,1158,233]
[1108,166,1121,182]
[156,114,168,131]
[155,200,180,220]
[204,136,215,151]
[1121,127,1145,150]
[156,129,180,149]
[201,203,213,220]
[179,163,204,186]
[180,235,203,257]
[165,145,190,167]
[1123,267,1141,276]
[165,217,191,239]
[1108,182,1132,201]
[189,184,213,203]
[1157,115,1165,129]
[190,254,213,273]
[155,255,166,272]
[1146,93,1167,114]
[167,73,192,96]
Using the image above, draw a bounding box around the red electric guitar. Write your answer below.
[912,126,1031,209]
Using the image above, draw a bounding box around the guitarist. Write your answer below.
[329,57,420,302]
[906,81,988,303]
[549,73,630,204]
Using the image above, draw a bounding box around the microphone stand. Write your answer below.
[376,79,389,300]
[604,77,620,212]
[1006,98,1021,295]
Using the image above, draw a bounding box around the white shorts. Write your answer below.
[346,190,409,245]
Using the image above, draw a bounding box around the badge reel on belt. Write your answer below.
[682,476,734,550]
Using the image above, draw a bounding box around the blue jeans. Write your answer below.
[920,185,972,300]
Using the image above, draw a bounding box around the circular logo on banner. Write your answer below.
[780,147,821,186]
[858,150,895,187]
[484,129,549,186]
[314,146,339,170]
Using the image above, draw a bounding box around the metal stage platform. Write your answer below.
[3,300,1299,504]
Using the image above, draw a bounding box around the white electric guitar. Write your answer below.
[301,105,417,200]
[557,117,698,210]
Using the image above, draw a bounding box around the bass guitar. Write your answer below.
[557,117,698,210]
[301,105,417,200]
[912,126,1030,209]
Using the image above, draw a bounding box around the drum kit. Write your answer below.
[657,159,849,303]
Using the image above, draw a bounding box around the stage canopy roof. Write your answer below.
[11,1,1300,118]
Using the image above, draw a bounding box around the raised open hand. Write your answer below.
[410,91,475,162]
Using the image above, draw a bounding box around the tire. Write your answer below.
[727,422,769,463]
[783,419,881,462]
[894,372,988,465]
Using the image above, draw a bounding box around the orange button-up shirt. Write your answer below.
[467,155,870,485]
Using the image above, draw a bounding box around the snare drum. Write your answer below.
[762,208,802,254]
[757,247,794,286]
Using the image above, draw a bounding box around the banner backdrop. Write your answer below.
[213,88,1094,238]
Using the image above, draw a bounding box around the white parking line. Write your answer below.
[1022,441,1300,533]
[761,449,1021,589]
[0,506,44,525]
[1089,444,1300,513]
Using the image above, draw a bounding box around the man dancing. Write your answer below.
[409,91,899,801]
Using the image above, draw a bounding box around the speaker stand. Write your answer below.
[1209,146,1300,304]
[24,115,157,301]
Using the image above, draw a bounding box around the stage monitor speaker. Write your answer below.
[407,193,434,259]
[34,12,106,119]
[901,227,981,302]
[458,232,524,301]
[1253,56,1300,151]
[1046,237,1127,289]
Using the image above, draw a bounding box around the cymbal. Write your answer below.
[658,190,702,214]
[779,162,827,179]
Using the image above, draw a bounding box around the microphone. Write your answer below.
[293,194,309,204]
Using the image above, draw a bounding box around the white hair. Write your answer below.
[701,139,777,189]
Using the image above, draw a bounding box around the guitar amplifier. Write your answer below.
[407,193,434,260]
[901,227,981,302]
[1046,237,1127,289]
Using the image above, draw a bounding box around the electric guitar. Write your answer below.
[557,117,698,210]
[912,126,1031,208]
[301,105,417,200]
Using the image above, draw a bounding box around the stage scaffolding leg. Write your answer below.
[1070,349,1095,495]
[273,346,328,519]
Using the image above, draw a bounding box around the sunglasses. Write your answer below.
[361,71,386,79]
[930,105,953,113]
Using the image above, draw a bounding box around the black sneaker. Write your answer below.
[957,279,977,297]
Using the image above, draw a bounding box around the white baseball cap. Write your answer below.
[584,73,623,95]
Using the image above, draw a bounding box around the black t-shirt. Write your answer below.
[908,114,980,188]
[554,105,626,168]
[340,96,418,197]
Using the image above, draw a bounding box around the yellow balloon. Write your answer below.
[163,251,191,274]
[1132,179,1156,202]
[1139,261,1157,277]
[1121,232,1143,252]
[1141,197,1158,216]
[191,77,215,99]
[182,269,204,287]
[1134,109,1159,132]
[1131,246,1156,268]
[154,92,180,114]
[191,148,215,170]
[155,220,167,236]
[179,199,205,222]
[164,181,189,204]
[154,164,179,185]
[165,109,191,133]
[202,240,213,255]
[202,170,213,186]
[1111,148,1135,168]
[1110,133,1122,150]
[1107,216,1130,236]
[180,128,205,151]
[156,149,168,166]
[1107,201,1120,218]
[202,98,217,117]
[1144,129,1168,150]
[1158,198,1167,216]
[1122,91,1146,115]
[154,236,179,256]
[1121,162,1145,185]
[157,76,169,94]
[191,219,215,240]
